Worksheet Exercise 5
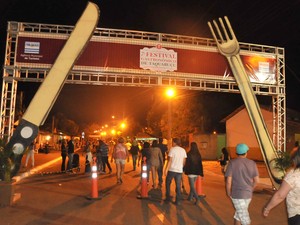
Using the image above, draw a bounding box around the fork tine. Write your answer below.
[224,16,237,41]
[213,19,225,42]
[218,17,230,41]
[207,21,219,44]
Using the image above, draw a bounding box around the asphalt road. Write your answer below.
[0,150,288,225]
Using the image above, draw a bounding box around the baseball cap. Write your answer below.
[236,143,249,154]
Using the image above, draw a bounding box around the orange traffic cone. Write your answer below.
[195,176,206,198]
[137,157,148,199]
[86,157,101,200]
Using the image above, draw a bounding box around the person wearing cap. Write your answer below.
[225,143,259,225]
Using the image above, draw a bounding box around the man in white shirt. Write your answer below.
[164,138,187,205]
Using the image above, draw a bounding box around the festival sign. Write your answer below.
[140,44,177,72]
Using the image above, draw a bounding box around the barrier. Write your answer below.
[86,157,101,200]
[137,157,148,199]
[195,176,206,198]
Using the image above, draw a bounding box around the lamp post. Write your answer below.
[166,88,175,150]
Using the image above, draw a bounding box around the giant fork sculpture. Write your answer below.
[208,16,284,189]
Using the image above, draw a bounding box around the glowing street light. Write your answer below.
[166,88,175,98]
[120,122,126,129]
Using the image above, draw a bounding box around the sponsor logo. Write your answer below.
[24,41,40,54]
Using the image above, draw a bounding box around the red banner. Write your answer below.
[16,36,276,83]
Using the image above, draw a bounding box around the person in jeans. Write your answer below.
[129,140,140,171]
[139,141,151,183]
[67,138,74,171]
[150,140,163,189]
[60,139,67,172]
[157,137,168,188]
[184,142,203,205]
[164,138,187,205]
[99,140,112,174]
[225,143,259,225]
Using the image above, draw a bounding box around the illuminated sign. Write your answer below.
[15,36,277,84]
[140,45,177,72]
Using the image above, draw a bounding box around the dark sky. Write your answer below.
[1,0,300,129]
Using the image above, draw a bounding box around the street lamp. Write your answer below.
[120,122,126,130]
[166,87,175,150]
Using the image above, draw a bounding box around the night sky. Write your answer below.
[0,0,300,129]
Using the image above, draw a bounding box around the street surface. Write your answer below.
[0,149,288,225]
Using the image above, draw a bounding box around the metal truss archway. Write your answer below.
[1,21,286,151]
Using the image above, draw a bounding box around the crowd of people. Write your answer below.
[58,136,300,224]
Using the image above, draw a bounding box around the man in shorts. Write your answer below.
[225,143,259,225]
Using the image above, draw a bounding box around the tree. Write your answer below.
[51,112,80,136]
[82,122,100,137]
[146,91,206,138]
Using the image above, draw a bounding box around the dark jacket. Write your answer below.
[184,151,204,176]
[61,142,67,156]
[157,143,168,162]
[67,140,74,154]
[100,143,109,157]
[130,145,139,155]
[141,148,151,164]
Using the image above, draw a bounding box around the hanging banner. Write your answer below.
[15,35,276,84]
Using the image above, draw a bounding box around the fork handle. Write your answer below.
[227,55,283,188]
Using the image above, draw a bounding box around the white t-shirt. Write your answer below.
[168,146,187,173]
[284,169,300,218]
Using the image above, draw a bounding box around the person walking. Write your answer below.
[150,140,163,189]
[67,138,74,171]
[84,141,93,173]
[25,142,35,168]
[99,140,112,174]
[263,147,300,225]
[129,140,140,171]
[157,137,168,188]
[112,137,129,184]
[218,147,230,174]
[60,139,67,172]
[139,141,151,184]
[184,142,204,204]
[164,138,187,205]
[225,143,259,225]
